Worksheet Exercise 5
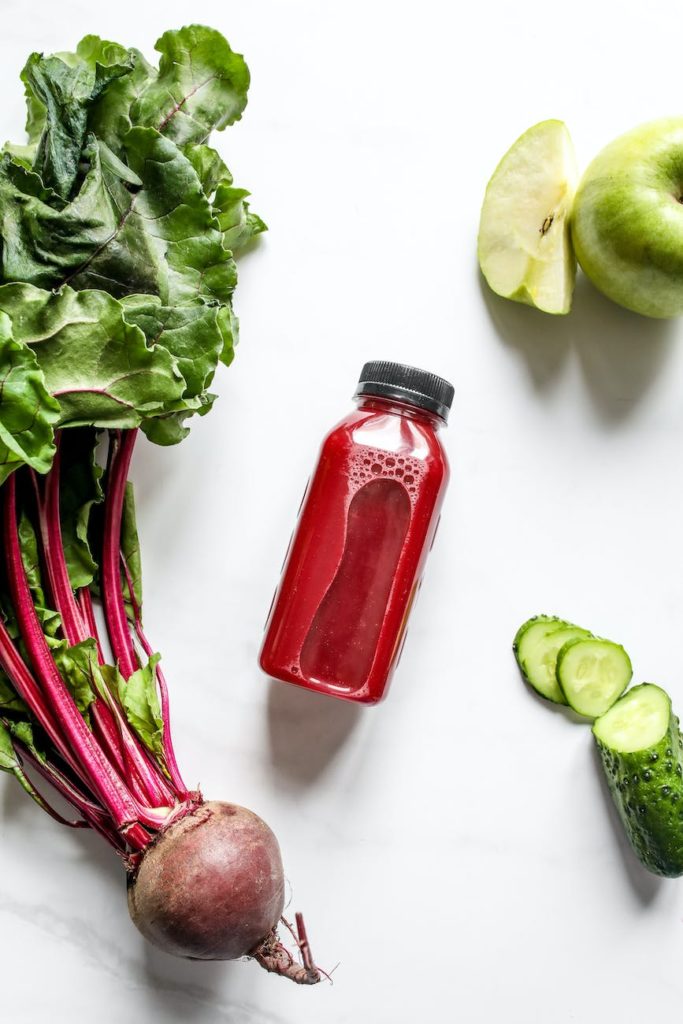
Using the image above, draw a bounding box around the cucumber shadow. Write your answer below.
[480,269,678,422]
[266,678,362,786]
[589,743,664,905]
[520,667,591,725]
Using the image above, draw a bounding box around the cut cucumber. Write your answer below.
[556,638,632,719]
[513,615,568,655]
[593,684,683,877]
[593,683,669,752]
[514,616,591,704]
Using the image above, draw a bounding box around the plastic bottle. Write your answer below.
[259,360,453,705]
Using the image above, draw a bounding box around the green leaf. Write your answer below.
[18,512,61,637]
[19,512,47,605]
[0,284,185,428]
[21,66,48,147]
[0,675,28,715]
[122,127,237,305]
[78,38,157,156]
[0,720,21,772]
[0,27,260,466]
[121,295,223,399]
[140,392,216,446]
[0,132,237,308]
[22,51,134,199]
[131,26,250,145]
[0,718,46,771]
[217,303,239,368]
[0,718,53,811]
[52,638,98,718]
[116,653,163,758]
[21,36,153,162]
[183,142,230,195]
[1,143,37,169]
[0,310,60,484]
[213,182,267,255]
[59,427,103,590]
[121,481,142,618]
[97,139,142,186]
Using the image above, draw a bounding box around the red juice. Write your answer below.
[259,361,452,705]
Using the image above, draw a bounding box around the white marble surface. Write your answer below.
[3,1,683,1020]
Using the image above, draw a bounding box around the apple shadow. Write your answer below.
[480,269,678,422]
[589,743,664,906]
[266,677,362,787]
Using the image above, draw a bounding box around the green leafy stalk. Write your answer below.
[0,20,264,853]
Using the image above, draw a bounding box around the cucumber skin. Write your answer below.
[595,712,683,878]
[512,615,567,656]
[512,616,575,706]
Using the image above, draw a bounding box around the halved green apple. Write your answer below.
[478,119,578,315]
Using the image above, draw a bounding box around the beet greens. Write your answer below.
[0,25,320,983]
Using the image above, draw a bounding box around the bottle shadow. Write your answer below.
[480,270,678,421]
[266,678,362,786]
[589,744,663,905]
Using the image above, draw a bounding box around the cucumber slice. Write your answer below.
[512,615,568,655]
[515,617,591,704]
[593,684,669,752]
[556,638,632,719]
[593,685,683,877]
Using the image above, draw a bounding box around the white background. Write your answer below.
[1,1,683,1021]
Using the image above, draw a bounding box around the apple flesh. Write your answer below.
[572,118,683,318]
[478,120,577,315]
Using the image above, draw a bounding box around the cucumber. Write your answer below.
[513,615,591,704]
[593,684,683,877]
[556,638,632,718]
[512,614,568,654]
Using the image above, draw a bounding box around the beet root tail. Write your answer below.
[251,914,322,985]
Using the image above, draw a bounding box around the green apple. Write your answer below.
[478,120,577,315]
[572,118,683,318]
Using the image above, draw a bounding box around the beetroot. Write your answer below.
[0,24,321,986]
[0,431,321,984]
[128,802,286,961]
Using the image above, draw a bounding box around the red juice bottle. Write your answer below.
[259,361,453,705]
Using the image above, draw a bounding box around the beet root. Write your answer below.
[127,801,286,961]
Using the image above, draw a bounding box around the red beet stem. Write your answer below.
[78,588,104,661]
[99,430,185,803]
[40,442,88,646]
[18,743,131,855]
[33,458,130,781]
[102,431,139,679]
[40,444,176,809]
[0,618,86,783]
[128,579,188,797]
[4,475,144,836]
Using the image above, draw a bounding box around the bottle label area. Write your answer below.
[300,478,412,691]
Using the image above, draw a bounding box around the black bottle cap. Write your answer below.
[355,361,454,423]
